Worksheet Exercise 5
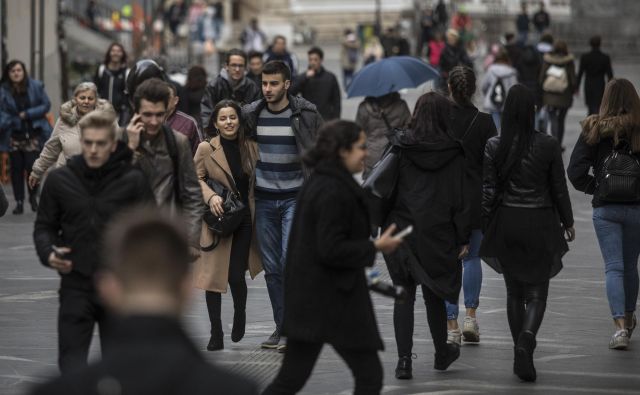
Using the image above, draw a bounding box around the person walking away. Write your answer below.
[514,42,543,106]
[178,65,208,128]
[427,32,446,68]
[438,29,473,95]
[29,83,115,189]
[445,66,497,346]
[362,36,384,66]
[194,100,263,351]
[567,78,640,350]
[33,110,154,373]
[416,8,435,57]
[356,92,411,179]
[241,60,323,350]
[262,120,402,395]
[125,78,203,257]
[434,0,448,33]
[532,1,550,39]
[165,82,202,155]
[201,49,260,136]
[240,18,268,54]
[291,47,341,121]
[166,0,187,45]
[94,43,129,125]
[384,93,470,379]
[481,84,575,382]
[0,60,52,214]
[30,207,258,394]
[535,33,554,133]
[340,29,359,89]
[264,36,299,76]
[247,51,265,88]
[576,35,613,115]
[515,2,530,45]
[481,49,518,130]
[540,40,576,150]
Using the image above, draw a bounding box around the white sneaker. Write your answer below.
[447,328,461,346]
[462,316,480,343]
[609,329,629,350]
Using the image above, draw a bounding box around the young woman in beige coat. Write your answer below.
[28,82,115,188]
[193,99,262,351]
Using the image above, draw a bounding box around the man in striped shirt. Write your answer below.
[242,61,323,350]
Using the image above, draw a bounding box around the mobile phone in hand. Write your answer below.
[52,246,67,259]
[393,225,413,240]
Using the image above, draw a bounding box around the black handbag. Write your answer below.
[201,170,246,252]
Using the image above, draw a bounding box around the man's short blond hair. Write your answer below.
[78,109,118,140]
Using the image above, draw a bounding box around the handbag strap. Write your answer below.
[461,110,479,140]
[380,110,394,135]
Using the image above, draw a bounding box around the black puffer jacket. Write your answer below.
[33,143,154,282]
[200,71,260,135]
[483,132,574,228]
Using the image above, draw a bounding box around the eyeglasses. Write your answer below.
[228,64,246,70]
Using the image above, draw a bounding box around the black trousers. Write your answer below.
[391,273,448,357]
[9,149,37,202]
[548,106,568,146]
[503,274,549,343]
[58,287,110,373]
[262,339,383,395]
[206,210,252,334]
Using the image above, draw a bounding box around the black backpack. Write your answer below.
[597,140,640,203]
[490,76,506,109]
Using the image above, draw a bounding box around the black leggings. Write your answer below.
[262,339,383,395]
[10,149,38,202]
[205,210,252,333]
[392,274,448,357]
[503,274,549,343]
[548,106,568,146]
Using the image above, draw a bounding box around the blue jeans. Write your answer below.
[593,205,640,319]
[491,111,502,132]
[446,229,483,320]
[255,197,297,329]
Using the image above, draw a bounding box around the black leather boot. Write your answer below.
[231,309,246,343]
[434,343,460,371]
[29,194,38,212]
[395,355,413,379]
[514,330,537,382]
[207,320,224,351]
[12,201,23,215]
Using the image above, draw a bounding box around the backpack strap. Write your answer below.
[461,110,479,140]
[97,64,105,79]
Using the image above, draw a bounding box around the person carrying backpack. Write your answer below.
[568,78,640,351]
[540,40,576,149]
[481,48,518,130]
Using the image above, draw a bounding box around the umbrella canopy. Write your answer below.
[347,56,440,98]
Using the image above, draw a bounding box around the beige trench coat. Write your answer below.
[193,136,263,292]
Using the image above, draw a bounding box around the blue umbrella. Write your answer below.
[347,56,440,98]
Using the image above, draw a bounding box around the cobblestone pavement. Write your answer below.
[1,48,639,394]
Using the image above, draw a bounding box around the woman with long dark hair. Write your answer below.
[94,43,129,124]
[444,66,497,346]
[263,120,401,395]
[384,92,469,379]
[0,60,52,214]
[481,84,575,382]
[568,78,640,350]
[193,99,263,351]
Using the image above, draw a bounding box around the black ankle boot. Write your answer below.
[395,355,413,379]
[434,343,460,371]
[207,321,224,351]
[514,330,536,382]
[231,309,246,343]
[12,201,23,215]
[29,194,38,212]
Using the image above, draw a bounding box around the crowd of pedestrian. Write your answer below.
[0,3,638,395]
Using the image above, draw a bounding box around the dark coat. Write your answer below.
[290,67,341,121]
[282,162,383,351]
[515,44,543,99]
[0,78,53,151]
[482,132,574,228]
[200,73,260,135]
[450,103,497,229]
[568,114,640,208]
[540,53,577,109]
[264,49,298,75]
[30,315,258,395]
[93,65,128,114]
[178,86,205,126]
[33,143,154,280]
[384,131,470,303]
[439,43,473,77]
[577,49,613,109]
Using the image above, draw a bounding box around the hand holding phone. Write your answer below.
[392,225,413,241]
[374,224,403,254]
[126,113,145,150]
[49,246,73,274]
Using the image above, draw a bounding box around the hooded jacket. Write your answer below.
[540,53,577,108]
[383,130,470,303]
[31,99,115,180]
[480,63,519,112]
[33,142,154,283]
[200,70,260,135]
[568,114,640,207]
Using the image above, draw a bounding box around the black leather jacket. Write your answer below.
[483,132,574,228]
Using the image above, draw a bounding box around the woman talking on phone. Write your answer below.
[384,92,470,379]
[263,120,402,395]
